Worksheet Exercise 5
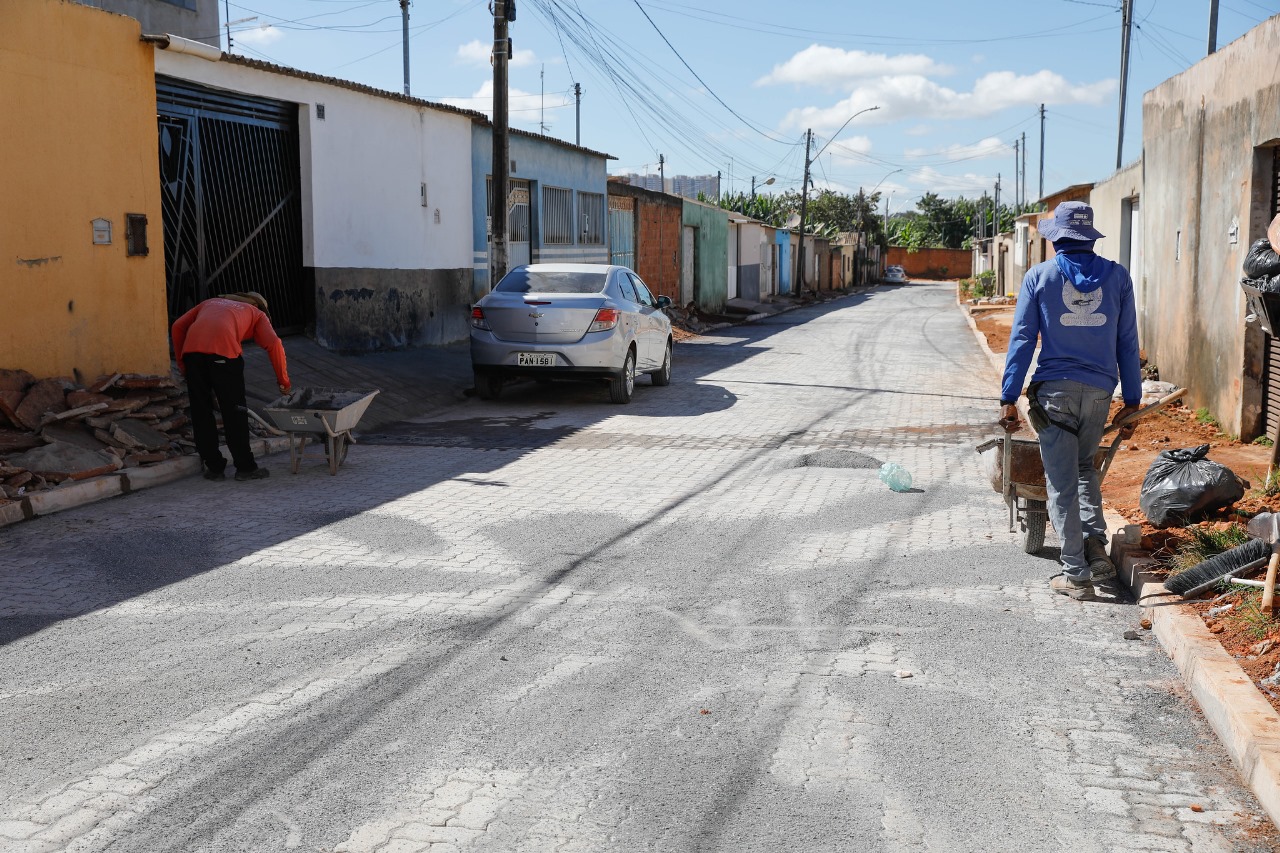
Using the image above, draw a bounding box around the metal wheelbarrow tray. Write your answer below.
[975,388,1186,554]
[262,388,380,475]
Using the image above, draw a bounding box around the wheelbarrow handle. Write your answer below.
[1101,388,1186,436]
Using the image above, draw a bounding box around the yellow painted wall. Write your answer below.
[0,0,168,381]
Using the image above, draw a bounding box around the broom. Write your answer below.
[1165,537,1271,598]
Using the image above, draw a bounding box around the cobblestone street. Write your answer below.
[1,282,1273,851]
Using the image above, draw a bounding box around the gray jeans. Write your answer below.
[1034,380,1112,580]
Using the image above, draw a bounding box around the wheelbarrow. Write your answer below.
[262,388,380,475]
[975,388,1185,553]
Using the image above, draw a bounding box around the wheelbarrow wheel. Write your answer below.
[1020,499,1047,554]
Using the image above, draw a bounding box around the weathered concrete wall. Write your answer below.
[95,0,220,46]
[1142,16,1280,437]
[886,246,972,279]
[314,268,472,352]
[1,0,169,379]
[1090,161,1142,264]
[681,200,729,312]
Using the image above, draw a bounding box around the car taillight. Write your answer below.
[588,308,620,333]
[471,307,490,330]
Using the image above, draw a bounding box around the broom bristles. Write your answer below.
[1166,537,1271,596]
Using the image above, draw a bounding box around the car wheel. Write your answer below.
[475,371,502,400]
[651,339,672,386]
[609,347,636,404]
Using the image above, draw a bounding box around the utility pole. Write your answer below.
[540,65,546,133]
[716,170,722,202]
[1013,138,1020,210]
[1208,0,1220,54]
[225,0,232,51]
[659,154,665,192]
[1117,0,1133,170]
[491,0,512,285]
[400,0,411,96]
[751,176,756,199]
[1039,104,1046,201]
[1020,131,1027,211]
[994,173,1001,237]
[797,128,813,293]
[574,83,582,145]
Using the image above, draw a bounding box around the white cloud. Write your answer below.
[780,70,1114,130]
[904,136,1010,161]
[234,24,282,47]
[439,81,569,128]
[757,45,950,89]
[907,166,995,194]
[905,124,933,137]
[456,39,537,68]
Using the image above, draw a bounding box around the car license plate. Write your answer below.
[517,353,556,367]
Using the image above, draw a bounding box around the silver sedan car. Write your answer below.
[470,263,674,404]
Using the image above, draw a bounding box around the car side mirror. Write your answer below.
[656,295,672,308]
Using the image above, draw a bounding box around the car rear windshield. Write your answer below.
[495,269,607,294]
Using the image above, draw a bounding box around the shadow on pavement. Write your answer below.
[0,286,924,647]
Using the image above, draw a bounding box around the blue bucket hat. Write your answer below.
[1038,200,1104,242]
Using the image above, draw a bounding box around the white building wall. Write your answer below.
[154,52,473,272]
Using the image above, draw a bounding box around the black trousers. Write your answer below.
[183,353,257,473]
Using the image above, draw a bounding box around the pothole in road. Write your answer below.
[795,449,883,469]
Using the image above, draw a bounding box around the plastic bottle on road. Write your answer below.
[878,462,913,493]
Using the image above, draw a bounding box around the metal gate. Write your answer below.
[157,77,305,331]
[608,196,635,269]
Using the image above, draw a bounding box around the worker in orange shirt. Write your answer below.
[171,292,291,481]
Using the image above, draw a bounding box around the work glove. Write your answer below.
[998,403,1020,434]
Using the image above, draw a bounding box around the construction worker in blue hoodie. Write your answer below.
[999,201,1142,601]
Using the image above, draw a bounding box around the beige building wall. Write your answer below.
[1,0,169,380]
[1143,15,1280,438]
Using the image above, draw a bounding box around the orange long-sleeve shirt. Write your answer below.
[171,298,290,388]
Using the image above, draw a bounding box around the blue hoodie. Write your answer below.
[1000,242,1142,406]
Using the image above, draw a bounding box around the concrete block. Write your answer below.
[25,475,123,517]
[1144,581,1280,828]
[121,457,200,492]
[0,499,29,526]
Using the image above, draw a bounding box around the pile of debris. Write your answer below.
[0,370,191,501]
[0,369,272,503]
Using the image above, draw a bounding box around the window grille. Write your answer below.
[579,192,605,244]
[543,186,574,244]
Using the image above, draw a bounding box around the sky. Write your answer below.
[219,0,1273,216]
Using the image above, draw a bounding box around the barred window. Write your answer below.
[579,192,605,244]
[543,186,574,244]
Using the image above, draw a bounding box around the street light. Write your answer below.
[751,176,775,200]
[799,105,880,293]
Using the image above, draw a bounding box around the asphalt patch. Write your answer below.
[359,413,576,451]
[796,449,883,469]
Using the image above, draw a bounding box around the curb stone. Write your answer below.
[959,291,1280,829]
[1121,554,1280,829]
[0,435,292,529]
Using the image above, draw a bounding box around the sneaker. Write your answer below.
[234,467,270,482]
[1051,574,1096,601]
[1085,537,1116,581]
[203,467,226,481]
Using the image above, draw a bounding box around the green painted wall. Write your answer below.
[681,200,729,312]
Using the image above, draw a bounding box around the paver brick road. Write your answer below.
[1,282,1274,852]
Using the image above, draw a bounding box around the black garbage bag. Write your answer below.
[1139,444,1247,528]
[1244,238,1280,279]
